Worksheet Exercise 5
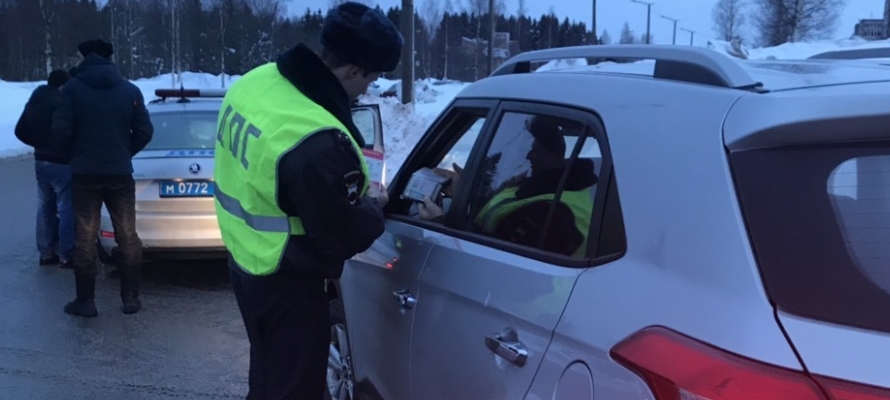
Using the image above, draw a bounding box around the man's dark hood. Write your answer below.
[73,54,124,90]
[516,158,599,199]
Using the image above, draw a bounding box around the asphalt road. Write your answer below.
[0,156,250,399]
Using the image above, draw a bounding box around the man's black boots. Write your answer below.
[120,266,141,314]
[64,274,98,317]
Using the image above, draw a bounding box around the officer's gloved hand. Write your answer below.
[418,196,445,221]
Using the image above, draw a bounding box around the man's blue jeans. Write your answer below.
[35,160,74,261]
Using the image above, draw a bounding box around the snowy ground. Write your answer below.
[3,38,890,172]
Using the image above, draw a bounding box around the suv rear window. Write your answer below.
[731,143,890,334]
[144,111,219,150]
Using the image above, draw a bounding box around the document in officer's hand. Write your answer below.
[362,149,385,197]
[401,167,451,203]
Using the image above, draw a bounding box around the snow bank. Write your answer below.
[707,37,890,60]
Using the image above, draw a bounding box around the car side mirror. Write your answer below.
[351,104,384,153]
[352,103,386,197]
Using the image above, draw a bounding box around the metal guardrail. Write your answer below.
[489,44,764,91]
[808,47,890,60]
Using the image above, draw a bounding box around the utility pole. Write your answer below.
[661,15,678,45]
[401,0,414,104]
[631,0,653,44]
[488,0,495,75]
[681,27,696,46]
[220,5,225,88]
[791,0,803,42]
[591,0,597,43]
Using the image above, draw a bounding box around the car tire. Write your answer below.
[326,298,355,400]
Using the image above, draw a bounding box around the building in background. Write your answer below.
[855,18,886,40]
[853,0,890,40]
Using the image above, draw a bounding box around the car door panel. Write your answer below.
[409,230,582,399]
[340,218,432,400]
[343,99,500,400]
[405,102,611,399]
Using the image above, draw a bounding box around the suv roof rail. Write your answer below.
[808,47,890,60]
[490,44,764,91]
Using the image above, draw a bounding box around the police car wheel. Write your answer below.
[326,300,354,400]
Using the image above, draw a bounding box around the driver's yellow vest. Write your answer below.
[213,63,370,276]
[474,186,594,257]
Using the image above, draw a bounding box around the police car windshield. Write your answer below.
[144,111,218,151]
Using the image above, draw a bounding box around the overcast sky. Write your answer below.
[282,0,883,45]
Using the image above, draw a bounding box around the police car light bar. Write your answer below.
[154,88,227,99]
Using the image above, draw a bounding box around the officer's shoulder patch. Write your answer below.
[343,170,362,205]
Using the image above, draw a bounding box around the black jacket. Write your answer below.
[53,54,153,176]
[14,85,70,164]
[228,44,385,280]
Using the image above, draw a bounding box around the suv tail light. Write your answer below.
[610,326,890,400]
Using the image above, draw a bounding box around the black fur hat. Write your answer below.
[78,39,114,59]
[320,2,404,72]
[47,69,70,88]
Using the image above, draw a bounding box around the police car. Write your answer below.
[97,88,386,264]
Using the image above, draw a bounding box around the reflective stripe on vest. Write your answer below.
[212,181,305,234]
[213,62,370,276]
[474,186,594,257]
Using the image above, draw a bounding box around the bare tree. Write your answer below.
[248,0,280,16]
[169,0,182,87]
[419,0,444,78]
[600,29,612,44]
[245,0,280,61]
[419,0,444,45]
[619,21,636,44]
[516,0,526,44]
[206,0,231,87]
[753,0,844,46]
[712,0,746,41]
[38,0,55,76]
[466,0,486,80]
[443,0,455,78]
[110,0,146,78]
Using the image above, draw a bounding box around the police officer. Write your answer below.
[212,2,402,399]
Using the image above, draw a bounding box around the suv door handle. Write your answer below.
[485,330,528,367]
[392,288,416,311]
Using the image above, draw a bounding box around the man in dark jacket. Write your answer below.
[53,39,154,317]
[213,2,400,398]
[15,69,74,268]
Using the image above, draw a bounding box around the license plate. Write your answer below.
[159,180,214,198]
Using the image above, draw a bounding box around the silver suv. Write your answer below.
[328,45,890,400]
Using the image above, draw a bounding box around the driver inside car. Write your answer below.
[417,115,599,257]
